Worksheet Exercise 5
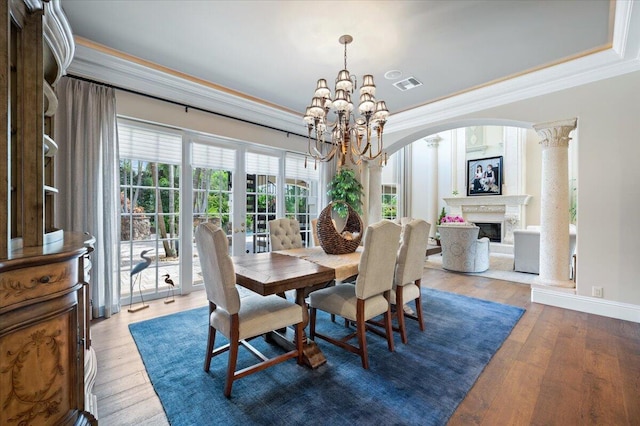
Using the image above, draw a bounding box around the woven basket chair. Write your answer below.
[317,201,363,254]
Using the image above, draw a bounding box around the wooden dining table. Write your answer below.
[232,247,362,368]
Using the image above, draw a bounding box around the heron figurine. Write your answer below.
[128,249,153,313]
[162,273,175,304]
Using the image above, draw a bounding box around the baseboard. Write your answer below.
[531,286,640,323]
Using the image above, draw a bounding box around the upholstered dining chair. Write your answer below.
[389,219,431,344]
[269,218,303,250]
[195,223,304,398]
[368,219,430,343]
[308,220,402,369]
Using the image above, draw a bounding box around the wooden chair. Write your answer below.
[388,219,431,344]
[195,223,304,398]
[308,220,401,369]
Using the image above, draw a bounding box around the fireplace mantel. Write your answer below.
[443,195,531,208]
[443,195,531,245]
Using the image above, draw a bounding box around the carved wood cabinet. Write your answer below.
[1,1,97,424]
[0,234,96,425]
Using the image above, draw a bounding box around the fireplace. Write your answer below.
[442,195,531,246]
[476,222,502,242]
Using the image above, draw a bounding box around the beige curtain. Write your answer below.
[55,77,120,318]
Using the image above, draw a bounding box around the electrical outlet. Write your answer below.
[592,286,603,298]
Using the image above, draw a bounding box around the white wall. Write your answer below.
[389,70,640,307]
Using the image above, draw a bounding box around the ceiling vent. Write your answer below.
[393,77,422,91]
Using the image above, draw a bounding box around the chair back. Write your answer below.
[355,220,402,300]
[269,218,303,250]
[395,219,431,287]
[195,223,241,315]
[437,225,481,254]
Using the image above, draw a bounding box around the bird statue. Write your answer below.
[162,273,175,304]
[128,249,153,313]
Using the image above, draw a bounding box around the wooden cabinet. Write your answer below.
[2,0,71,256]
[0,233,96,425]
[0,1,97,424]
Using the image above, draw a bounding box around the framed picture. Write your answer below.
[467,156,502,196]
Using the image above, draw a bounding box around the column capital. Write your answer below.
[423,135,442,148]
[533,118,577,148]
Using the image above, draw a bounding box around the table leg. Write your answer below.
[265,288,327,369]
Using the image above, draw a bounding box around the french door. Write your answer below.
[119,119,319,300]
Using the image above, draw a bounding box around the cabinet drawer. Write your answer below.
[0,260,78,309]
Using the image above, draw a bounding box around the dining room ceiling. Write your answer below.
[60,0,614,117]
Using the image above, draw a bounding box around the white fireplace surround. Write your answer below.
[443,195,531,248]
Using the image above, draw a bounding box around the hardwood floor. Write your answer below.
[91,268,640,425]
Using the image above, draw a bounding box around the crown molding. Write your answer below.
[68,2,639,140]
[43,0,75,85]
[68,41,306,136]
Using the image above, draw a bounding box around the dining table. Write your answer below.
[232,247,362,368]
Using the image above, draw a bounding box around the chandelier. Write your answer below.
[303,35,389,169]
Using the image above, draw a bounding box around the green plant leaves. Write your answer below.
[327,168,364,218]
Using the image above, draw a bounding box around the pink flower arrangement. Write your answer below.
[440,215,465,224]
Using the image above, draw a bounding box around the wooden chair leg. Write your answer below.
[204,324,216,372]
[224,316,240,398]
[204,302,217,372]
[415,280,425,332]
[383,297,395,353]
[395,287,408,344]
[356,299,369,369]
[309,307,317,339]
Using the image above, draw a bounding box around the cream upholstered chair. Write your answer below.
[390,219,431,344]
[195,223,304,398]
[513,225,577,276]
[308,220,402,369]
[269,218,303,250]
[437,225,490,273]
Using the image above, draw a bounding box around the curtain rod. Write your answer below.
[67,74,309,140]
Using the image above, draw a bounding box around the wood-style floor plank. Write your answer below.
[91,267,640,425]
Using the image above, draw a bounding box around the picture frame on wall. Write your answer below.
[467,156,503,196]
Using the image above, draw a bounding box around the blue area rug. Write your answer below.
[129,288,524,426]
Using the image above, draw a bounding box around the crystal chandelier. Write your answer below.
[303,35,389,169]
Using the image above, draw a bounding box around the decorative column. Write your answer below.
[424,135,441,236]
[360,164,370,228]
[533,118,577,287]
[368,162,382,225]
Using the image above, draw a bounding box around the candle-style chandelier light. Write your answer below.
[303,35,389,169]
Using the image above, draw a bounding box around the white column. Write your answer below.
[533,118,577,287]
[360,164,370,228]
[368,163,382,225]
[424,135,441,236]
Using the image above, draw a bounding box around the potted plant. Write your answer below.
[327,168,364,218]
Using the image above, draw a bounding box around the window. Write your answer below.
[117,119,325,302]
[119,120,182,304]
[191,142,236,286]
[381,184,398,220]
[246,152,278,253]
[381,151,401,220]
[285,153,319,246]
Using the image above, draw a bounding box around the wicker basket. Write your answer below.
[317,201,363,254]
